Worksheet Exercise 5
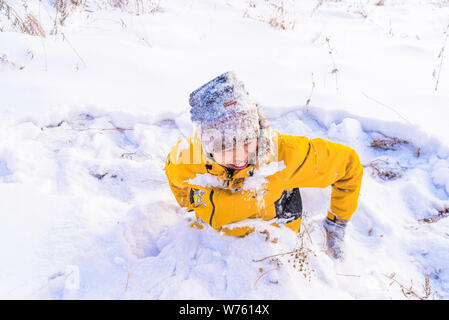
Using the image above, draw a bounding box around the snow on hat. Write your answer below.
[189,71,260,153]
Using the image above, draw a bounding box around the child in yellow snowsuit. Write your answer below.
[165,71,363,259]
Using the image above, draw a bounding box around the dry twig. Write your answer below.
[419,207,449,224]
[326,37,339,90]
[336,273,361,277]
[0,53,25,69]
[305,73,315,108]
[384,273,431,300]
[433,23,449,91]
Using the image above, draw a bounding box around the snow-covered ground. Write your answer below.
[1,0,448,299]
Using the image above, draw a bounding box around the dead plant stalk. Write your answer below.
[384,273,430,300]
[325,37,339,90]
[253,267,279,288]
[434,23,449,91]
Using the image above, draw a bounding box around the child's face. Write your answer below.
[211,138,258,170]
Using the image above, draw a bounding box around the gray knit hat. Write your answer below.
[189,71,260,153]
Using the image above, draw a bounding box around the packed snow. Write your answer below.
[1,0,448,299]
[188,173,225,189]
[241,160,286,191]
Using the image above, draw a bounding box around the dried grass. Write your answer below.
[326,37,339,90]
[368,159,402,181]
[52,0,87,34]
[370,137,408,151]
[336,273,360,277]
[253,265,280,288]
[90,171,108,180]
[0,1,46,37]
[384,272,432,300]
[26,13,46,37]
[253,242,316,284]
[419,207,449,224]
[0,53,25,69]
[267,2,294,30]
[285,246,315,281]
[305,72,316,108]
[258,229,278,243]
[109,0,162,16]
[369,165,399,180]
[1,0,162,38]
[433,22,448,91]
[244,0,295,31]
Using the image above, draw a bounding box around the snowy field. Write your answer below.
[1,0,449,299]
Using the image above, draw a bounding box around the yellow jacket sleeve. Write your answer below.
[285,137,363,222]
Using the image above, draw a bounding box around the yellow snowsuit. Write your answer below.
[164,130,363,237]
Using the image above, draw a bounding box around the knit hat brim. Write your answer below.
[200,108,260,154]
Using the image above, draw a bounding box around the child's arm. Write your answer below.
[285,136,364,223]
